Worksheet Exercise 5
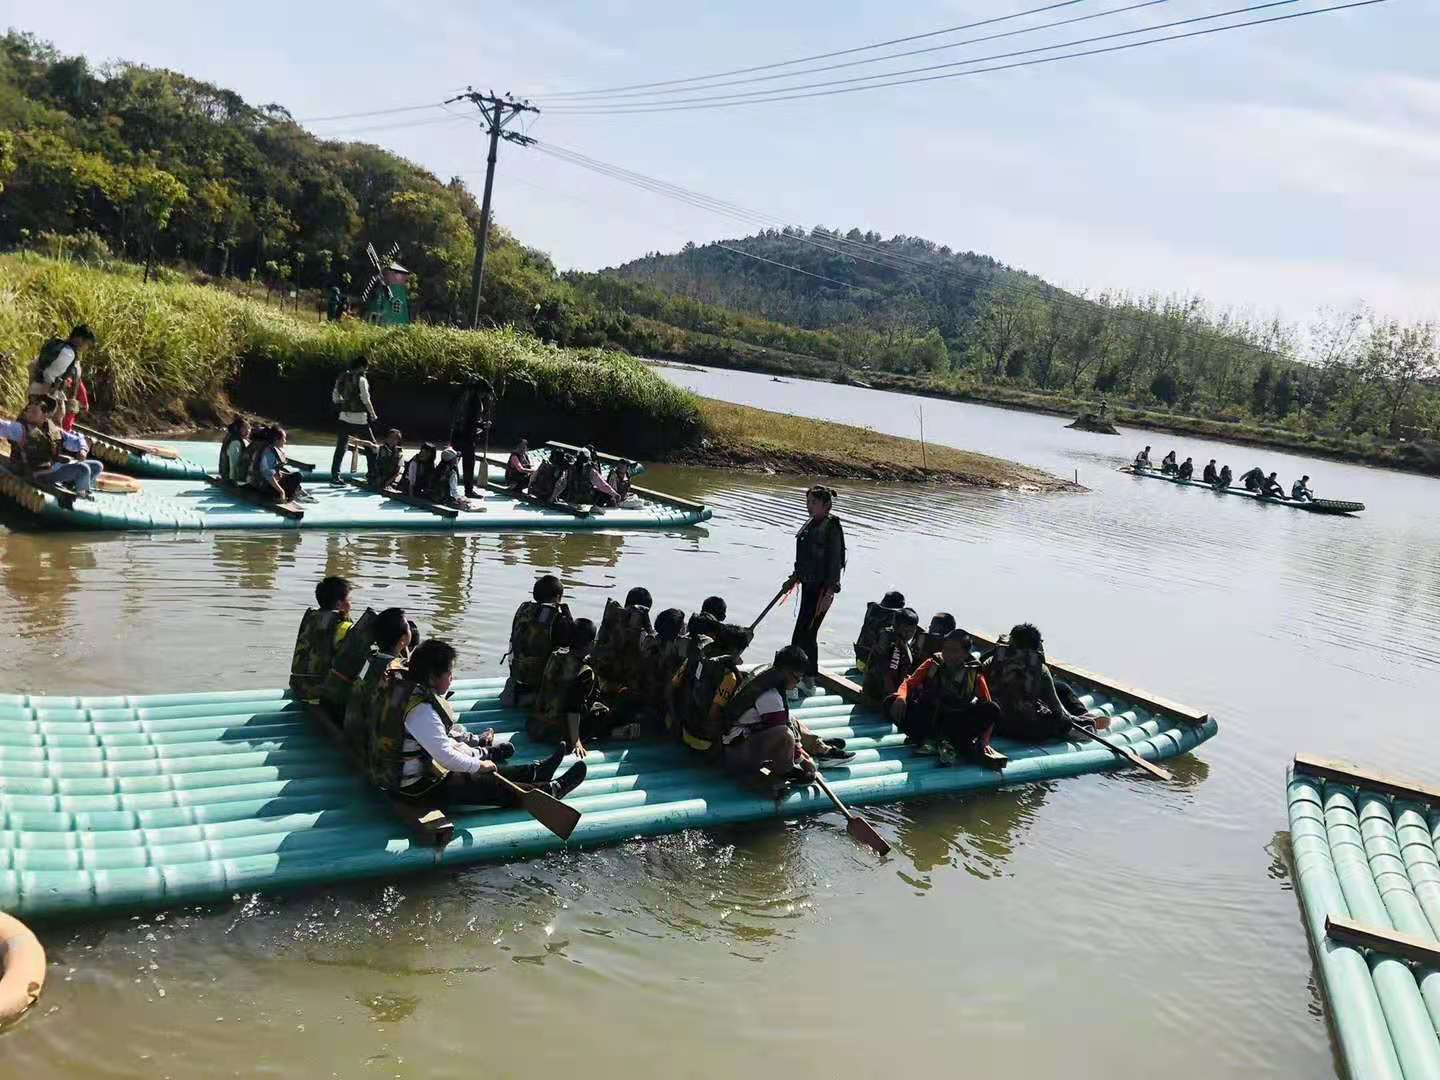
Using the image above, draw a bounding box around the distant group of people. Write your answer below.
[212,357,642,512]
[1133,445,1315,501]
[2,325,104,497]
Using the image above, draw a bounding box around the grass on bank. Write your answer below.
[694,399,1065,489]
[0,254,702,438]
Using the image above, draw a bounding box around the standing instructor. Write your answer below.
[331,356,377,482]
[785,485,845,696]
[450,377,494,499]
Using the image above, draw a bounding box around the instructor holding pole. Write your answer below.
[785,485,845,697]
[330,356,377,482]
[450,376,494,499]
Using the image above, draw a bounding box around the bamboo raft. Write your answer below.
[0,658,1216,921]
[1287,754,1440,1079]
[1123,466,1365,514]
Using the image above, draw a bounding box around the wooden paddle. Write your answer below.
[96,473,142,494]
[748,583,794,632]
[75,424,180,460]
[492,772,581,841]
[812,772,890,855]
[1070,721,1172,781]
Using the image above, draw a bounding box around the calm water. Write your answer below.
[2,369,1439,1078]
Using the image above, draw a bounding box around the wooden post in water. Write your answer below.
[917,405,927,470]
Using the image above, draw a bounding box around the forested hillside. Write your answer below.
[606,230,1440,442]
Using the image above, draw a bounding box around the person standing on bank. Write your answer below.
[331,356,377,482]
[450,377,494,499]
[784,485,845,697]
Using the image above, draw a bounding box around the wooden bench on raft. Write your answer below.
[302,703,454,848]
[341,476,460,518]
[1294,753,1440,968]
[205,476,304,520]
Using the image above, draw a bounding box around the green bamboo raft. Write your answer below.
[1123,465,1365,514]
[0,659,1217,921]
[1287,755,1440,1079]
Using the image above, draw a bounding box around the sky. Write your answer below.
[4,0,1437,325]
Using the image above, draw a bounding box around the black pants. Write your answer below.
[903,696,1001,747]
[408,753,561,809]
[455,440,483,495]
[261,470,302,501]
[791,582,827,677]
[332,421,372,480]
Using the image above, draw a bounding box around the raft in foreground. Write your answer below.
[1123,466,1365,514]
[0,660,1216,921]
[1287,754,1440,1080]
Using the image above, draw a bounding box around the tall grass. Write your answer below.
[0,254,702,437]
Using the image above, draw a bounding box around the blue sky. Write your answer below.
[4,0,1436,324]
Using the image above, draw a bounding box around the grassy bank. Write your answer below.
[0,254,702,449]
[689,400,1069,489]
[0,255,1058,488]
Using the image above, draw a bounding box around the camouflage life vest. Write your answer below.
[334,369,367,413]
[987,644,1046,709]
[7,420,65,476]
[369,680,456,794]
[862,626,914,703]
[508,601,571,689]
[683,650,743,750]
[426,458,460,503]
[563,463,593,504]
[719,665,791,732]
[248,439,287,487]
[290,608,343,699]
[531,647,586,737]
[344,650,404,762]
[854,602,902,670]
[370,443,403,488]
[637,632,688,710]
[218,434,245,482]
[592,600,653,691]
[30,339,74,390]
[932,657,983,713]
[318,607,377,713]
[529,459,557,500]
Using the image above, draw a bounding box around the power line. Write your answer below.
[297,102,443,123]
[528,0,1097,98]
[540,0,1388,114]
[534,0,1175,104]
[527,139,1304,363]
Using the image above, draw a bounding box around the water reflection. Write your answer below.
[888,786,1050,884]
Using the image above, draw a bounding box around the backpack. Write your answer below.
[508,601,572,689]
[592,599,653,690]
[854,602,901,669]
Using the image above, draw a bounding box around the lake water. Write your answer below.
[2,366,1438,1078]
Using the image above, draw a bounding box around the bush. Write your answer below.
[0,254,703,440]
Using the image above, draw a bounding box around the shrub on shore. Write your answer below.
[0,254,702,438]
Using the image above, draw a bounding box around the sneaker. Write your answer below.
[475,727,496,747]
[936,741,959,767]
[535,747,565,783]
[548,761,587,800]
[823,737,847,753]
[486,742,516,763]
[912,740,939,757]
[610,722,643,741]
[817,747,856,768]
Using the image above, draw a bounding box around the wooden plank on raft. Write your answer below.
[204,476,304,520]
[342,477,459,519]
[814,671,866,705]
[303,704,454,848]
[628,483,707,514]
[1294,754,1440,807]
[969,631,1210,726]
[74,423,180,460]
[1325,915,1440,967]
[543,440,634,468]
[484,480,590,518]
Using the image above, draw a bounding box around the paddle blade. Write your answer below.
[521,788,581,841]
[846,813,891,856]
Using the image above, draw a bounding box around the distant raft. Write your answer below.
[1287,755,1440,1080]
[1123,466,1365,514]
[0,659,1217,920]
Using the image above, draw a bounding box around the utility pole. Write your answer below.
[446,88,538,330]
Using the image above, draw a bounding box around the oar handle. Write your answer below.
[748,583,791,632]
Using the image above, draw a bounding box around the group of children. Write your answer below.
[217,418,640,514]
[287,571,1105,813]
[852,591,1104,770]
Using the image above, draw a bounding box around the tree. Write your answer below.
[915,328,949,373]
[1366,319,1439,437]
[1150,370,1179,406]
[124,164,188,282]
[978,295,1029,378]
[0,130,14,196]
